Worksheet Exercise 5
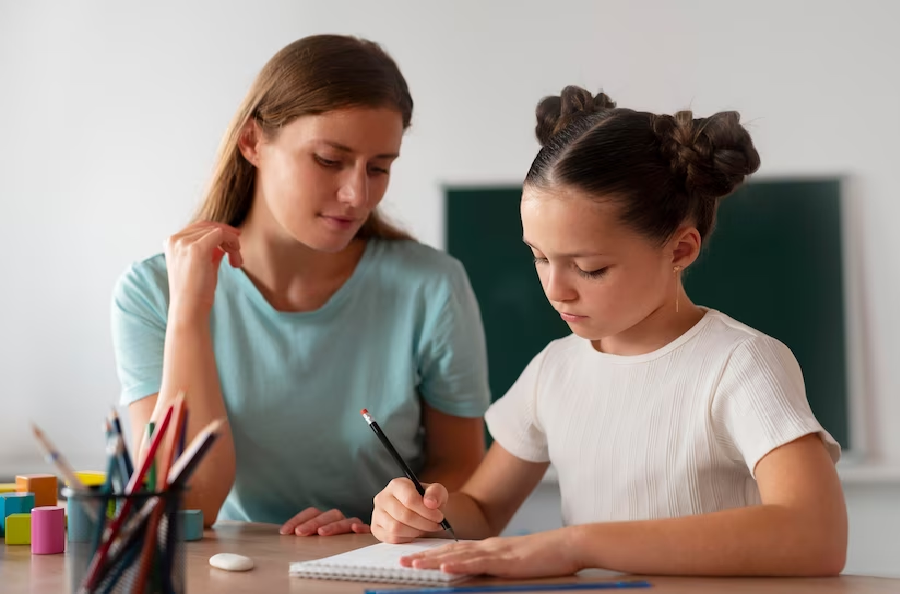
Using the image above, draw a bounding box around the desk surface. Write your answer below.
[0,522,897,593]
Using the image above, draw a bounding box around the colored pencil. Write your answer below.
[80,404,174,591]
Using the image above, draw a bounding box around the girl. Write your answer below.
[371,86,847,577]
[110,35,490,535]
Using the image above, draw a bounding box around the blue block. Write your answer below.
[178,510,203,541]
[0,492,35,532]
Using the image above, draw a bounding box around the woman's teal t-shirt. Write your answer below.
[110,239,491,524]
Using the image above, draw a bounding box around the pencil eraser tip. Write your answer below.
[360,409,368,415]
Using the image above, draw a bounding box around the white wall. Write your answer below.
[1,0,898,576]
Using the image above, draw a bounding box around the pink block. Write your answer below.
[31,506,65,555]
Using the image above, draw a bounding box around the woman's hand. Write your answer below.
[371,478,449,544]
[164,221,243,323]
[279,508,370,536]
[400,529,582,578]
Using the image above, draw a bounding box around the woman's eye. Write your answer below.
[314,155,340,167]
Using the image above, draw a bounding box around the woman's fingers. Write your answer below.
[296,508,345,536]
[316,517,368,536]
[279,507,325,536]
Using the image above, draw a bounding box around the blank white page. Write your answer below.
[289,539,472,585]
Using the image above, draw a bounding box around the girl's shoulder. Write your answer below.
[701,309,791,354]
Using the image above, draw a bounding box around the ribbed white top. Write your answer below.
[485,309,840,526]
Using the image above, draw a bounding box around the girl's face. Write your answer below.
[242,107,404,252]
[521,185,685,342]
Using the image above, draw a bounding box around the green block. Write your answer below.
[5,513,31,545]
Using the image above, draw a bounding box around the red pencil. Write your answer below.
[133,393,187,594]
[80,404,174,591]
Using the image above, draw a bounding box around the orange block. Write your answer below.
[16,474,58,508]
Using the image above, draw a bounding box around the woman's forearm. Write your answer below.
[568,503,846,577]
[156,318,236,526]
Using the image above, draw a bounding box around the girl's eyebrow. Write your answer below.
[523,238,604,258]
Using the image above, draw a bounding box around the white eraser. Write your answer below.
[209,552,254,572]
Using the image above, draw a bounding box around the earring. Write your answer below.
[673,265,683,313]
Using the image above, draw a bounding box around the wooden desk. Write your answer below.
[0,522,896,593]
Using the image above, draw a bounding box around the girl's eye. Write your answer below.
[368,167,390,176]
[578,267,608,279]
[314,155,340,167]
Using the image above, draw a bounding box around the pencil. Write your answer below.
[360,409,458,541]
[30,423,86,492]
[109,408,134,478]
[167,418,224,487]
[146,421,157,491]
[80,404,174,591]
[134,393,187,594]
[158,392,187,492]
[362,581,653,594]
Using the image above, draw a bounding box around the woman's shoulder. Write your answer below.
[373,239,464,272]
[112,253,170,314]
[369,239,470,293]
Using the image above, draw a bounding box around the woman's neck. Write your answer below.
[592,288,706,356]
[236,211,367,313]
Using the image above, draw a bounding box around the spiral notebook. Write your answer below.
[289,539,473,586]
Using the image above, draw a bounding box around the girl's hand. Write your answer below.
[279,507,370,536]
[371,478,449,544]
[400,530,582,578]
[164,222,242,323]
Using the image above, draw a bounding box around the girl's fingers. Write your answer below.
[381,494,444,534]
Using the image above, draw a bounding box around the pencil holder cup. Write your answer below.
[64,488,187,594]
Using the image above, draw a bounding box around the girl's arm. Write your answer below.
[567,433,846,576]
[372,441,548,542]
[401,433,846,578]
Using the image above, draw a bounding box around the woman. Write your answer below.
[110,35,490,535]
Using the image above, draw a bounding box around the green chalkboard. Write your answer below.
[445,178,849,449]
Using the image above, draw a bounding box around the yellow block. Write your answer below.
[70,471,107,488]
[6,513,31,545]
[0,483,16,494]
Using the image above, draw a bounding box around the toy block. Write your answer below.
[16,474,58,508]
[5,513,31,545]
[0,492,35,533]
[0,483,16,494]
[178,510,204,541]
[72,471,106,488]
[32,506,65,554]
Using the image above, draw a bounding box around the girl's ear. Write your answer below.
[237,119,263,167]
[670,226,702,269]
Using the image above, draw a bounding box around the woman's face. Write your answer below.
[247,107,404,252]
